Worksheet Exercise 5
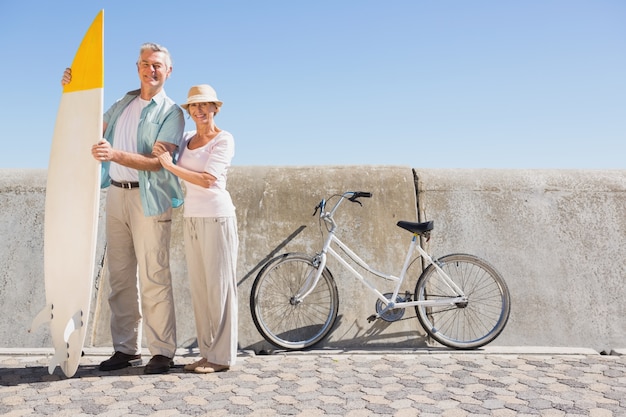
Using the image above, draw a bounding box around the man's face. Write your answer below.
[137,50,171,90]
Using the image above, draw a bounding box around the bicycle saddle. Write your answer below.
[396,220,434,235]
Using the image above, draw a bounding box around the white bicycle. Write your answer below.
[250,191,511,350]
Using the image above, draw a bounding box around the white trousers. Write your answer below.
[105,186,177,357]
[184,216,239,366]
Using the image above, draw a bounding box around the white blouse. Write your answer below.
[177,130,236,218]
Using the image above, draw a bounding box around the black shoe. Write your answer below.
[144,355,174,374]
[99,351,141,371]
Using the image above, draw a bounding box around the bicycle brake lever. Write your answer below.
[348,195,363,206]
[313,199,325,216]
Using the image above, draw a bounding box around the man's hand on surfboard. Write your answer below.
[92,139,114,162]
[61,68,72,86]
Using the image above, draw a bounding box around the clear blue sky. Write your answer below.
[1,1,624,169]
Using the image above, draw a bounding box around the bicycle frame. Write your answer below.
[293,194,468,315]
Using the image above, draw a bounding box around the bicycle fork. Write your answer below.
[291,252,327,304]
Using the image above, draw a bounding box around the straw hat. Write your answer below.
[180,84,223,110]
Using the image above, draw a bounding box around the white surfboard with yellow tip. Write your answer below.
[30,10,104,378]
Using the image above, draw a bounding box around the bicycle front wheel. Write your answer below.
[250,253,339,350]
[414,253,511,349]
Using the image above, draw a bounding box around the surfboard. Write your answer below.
[30,10,104,378]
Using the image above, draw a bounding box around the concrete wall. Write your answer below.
[2,167,625,353]
[414,169,626,353]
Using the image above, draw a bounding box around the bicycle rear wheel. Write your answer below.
[414,253,510,349]
[250,253,339,350]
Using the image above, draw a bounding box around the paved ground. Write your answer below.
[0,347,624,416]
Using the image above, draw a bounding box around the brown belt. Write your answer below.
[111,180,140,189]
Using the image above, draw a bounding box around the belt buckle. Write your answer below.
[123,182,131,189]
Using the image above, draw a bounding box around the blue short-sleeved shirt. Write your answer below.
[102,89,184,216]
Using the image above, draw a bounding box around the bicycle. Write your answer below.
[250,191,511,351]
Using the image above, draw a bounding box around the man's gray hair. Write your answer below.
[137,42,172,69]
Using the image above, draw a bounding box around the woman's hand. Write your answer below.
[157,151,173,168]
[152,142,174,168]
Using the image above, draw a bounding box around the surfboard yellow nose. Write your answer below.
[63,10,103,93]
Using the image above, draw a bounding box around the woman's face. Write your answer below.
[188,102,218,123]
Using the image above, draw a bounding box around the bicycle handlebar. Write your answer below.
[349,191,372,200]
[314,191,372,218]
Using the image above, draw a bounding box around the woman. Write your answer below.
[153,84,238,373]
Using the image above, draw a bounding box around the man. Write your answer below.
[63,42,184,374]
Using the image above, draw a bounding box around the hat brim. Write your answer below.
[181,101,223,110]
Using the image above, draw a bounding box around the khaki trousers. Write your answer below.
[184,216,238,366]
[105,186,176,357]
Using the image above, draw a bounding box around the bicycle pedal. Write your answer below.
[366,314,377,323]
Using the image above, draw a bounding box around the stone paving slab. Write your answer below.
[0,349,625,416]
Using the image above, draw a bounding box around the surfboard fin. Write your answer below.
[57,311,85,378]
[46,311,84,377]
[29,304,53,333]
[63,310,84,342]
[47,346,69,375]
